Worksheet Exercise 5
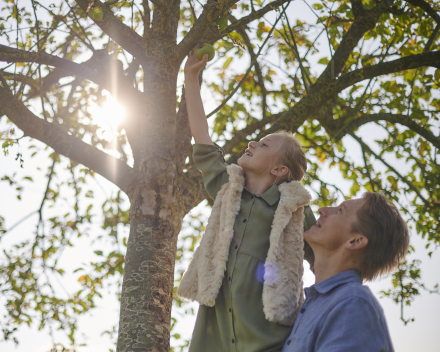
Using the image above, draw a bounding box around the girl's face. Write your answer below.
[237,134,284,177]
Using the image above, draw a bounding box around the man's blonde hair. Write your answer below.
[352,192,409,281]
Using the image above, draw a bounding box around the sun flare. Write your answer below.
[89,92,125,145]
[100,94,125,131]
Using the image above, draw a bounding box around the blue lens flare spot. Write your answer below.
[255,262,279,284]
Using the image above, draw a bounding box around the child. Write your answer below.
[177,49,316,352]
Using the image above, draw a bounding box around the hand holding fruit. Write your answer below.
[184,43,215,78]
[196,43,215,61]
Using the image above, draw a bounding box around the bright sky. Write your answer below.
[1,2,440,352]
[1,133,440,352]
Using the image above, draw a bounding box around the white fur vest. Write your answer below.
[177,164,311,326]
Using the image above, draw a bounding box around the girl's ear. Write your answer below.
[271,165,289,178]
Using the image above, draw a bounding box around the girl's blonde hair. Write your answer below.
[273,131,307,184]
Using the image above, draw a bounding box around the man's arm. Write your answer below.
[316,297,393,352]
[184,49,213,145]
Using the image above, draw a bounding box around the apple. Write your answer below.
[195,43,215,62]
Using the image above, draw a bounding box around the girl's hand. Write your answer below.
[184,46,209,79]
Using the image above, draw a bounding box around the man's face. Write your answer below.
[237,134,284,176]
[305,199,366,254]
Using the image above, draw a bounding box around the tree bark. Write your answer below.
[116,7,190,346]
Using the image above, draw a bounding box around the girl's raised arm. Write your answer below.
[184,48,214,145]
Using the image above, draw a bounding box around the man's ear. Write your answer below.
[345,235,368,251]
[271,165,289,178]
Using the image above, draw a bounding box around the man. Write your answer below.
[282,192,409,352]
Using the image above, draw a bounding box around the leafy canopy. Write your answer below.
[0,0,439,349]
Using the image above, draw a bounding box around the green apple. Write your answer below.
[195,43,215,62]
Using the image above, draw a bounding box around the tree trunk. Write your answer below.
[116,47,186,350]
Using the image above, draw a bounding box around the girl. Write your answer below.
[177,49,316,352]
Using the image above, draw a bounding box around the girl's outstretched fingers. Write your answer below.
[185,47,209,77]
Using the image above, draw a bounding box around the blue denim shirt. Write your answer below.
[282,270,394,352]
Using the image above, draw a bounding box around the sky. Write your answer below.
[1,135,440,352]
[1,1,440,352]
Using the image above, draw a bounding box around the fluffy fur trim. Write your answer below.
[177,165,311,325]
[262,181,310,325]
[177,165,244,306]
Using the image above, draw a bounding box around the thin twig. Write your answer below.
[64,1,96,51]
[188,0,197,22]
[206,2,290,118]
[350,133,431,207]
[360,141,377,191]
[0,211,38,237]
[14,0,19,95]
[131,0,134,28]
[31,0,48,121]
[284,13,312,92]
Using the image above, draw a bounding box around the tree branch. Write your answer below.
[233,20,269,118]
[425,23,440,52]
[149,0,166,7]
[359,141,379,192]
[175,86,192,170]
[176,0,239,63]
[0,45,143,142]
[0,86,137,195]
[0,211,38,237]
[314,0,393,85]
[249,51,440,142]
[0,44,105,86]
[406,0,440,24]
[283,14,312,92]
[177,172,208,216]
[206,5,287,118]
[223,112,282,154]
[335,51,440,94]
[350,133,432,207]
[213,0,291,41]
[75,0,146,59]
[142,0,151,37]
[333,113,440,148]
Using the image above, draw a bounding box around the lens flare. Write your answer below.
[255,262,279,284]
[101,94,125,131]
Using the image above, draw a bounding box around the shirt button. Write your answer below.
[234,245,238,249]
[229,276,231,281]
[300,308,306,314]
[287,340,291,345]
[243,219,247,223]
[232,339,235,344]
[229,308,232,312]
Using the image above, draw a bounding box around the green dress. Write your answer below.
[189,144,317,352]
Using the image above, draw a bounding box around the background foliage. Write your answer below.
[1,0,439,350]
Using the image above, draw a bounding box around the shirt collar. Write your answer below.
[312,270,362,295]
[244,184,280,206]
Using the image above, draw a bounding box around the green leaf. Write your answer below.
[318,57,329,65]
[216,18,228,31]
[89,7,104,22]
[223,57,233,69]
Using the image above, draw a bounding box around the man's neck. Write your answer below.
[313,252,355,285]
[244,171,276,195]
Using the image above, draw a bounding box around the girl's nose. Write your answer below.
[249,141,256,148]
[319,206,338,217]
[318,207,329,217]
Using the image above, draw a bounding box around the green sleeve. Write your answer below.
[192,143,230,200]
[303,205,316,271]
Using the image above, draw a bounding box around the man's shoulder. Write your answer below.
[330,281,384,316]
